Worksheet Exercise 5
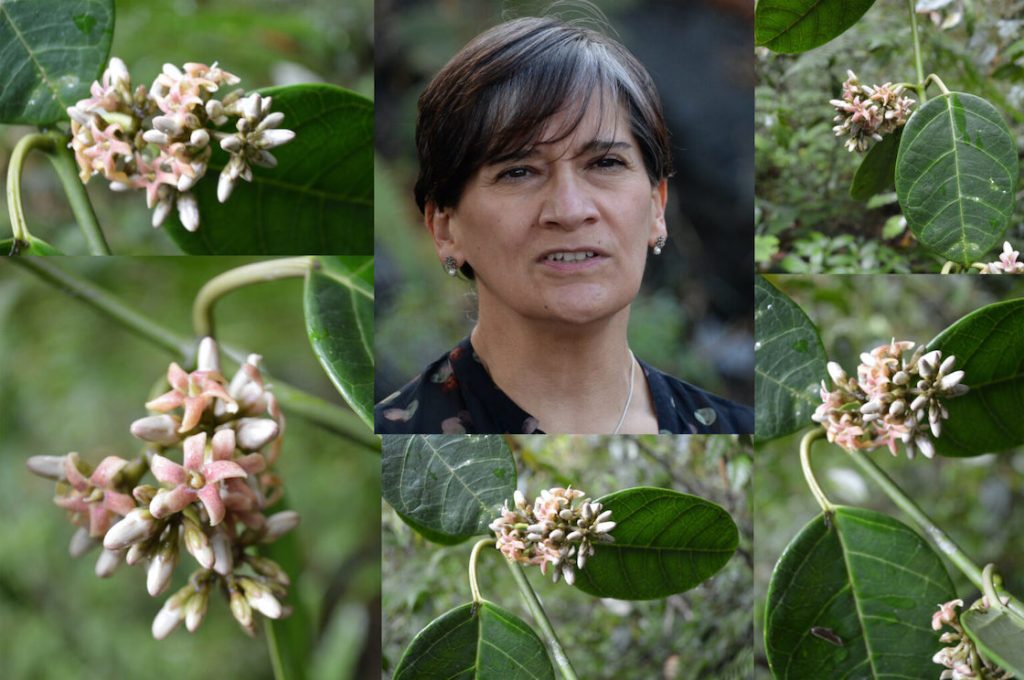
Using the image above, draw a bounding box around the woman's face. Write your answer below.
[428,98,668,328]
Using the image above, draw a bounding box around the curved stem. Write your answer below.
[925,73,951,96]
[192,257,315,338]
[264,620,288,680]
[6,133,56,246]
[981,564,1010,613]
[907,0,927,104]
[3,257,378,452]
[846,451,1024,619]
[940,260,959,275]
[800,429,835,514]
[45,134,111,255]
[505,561,579,680]
[468,538,492,603]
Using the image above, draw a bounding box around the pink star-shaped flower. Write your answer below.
[55,452,136,537]
[146,362,237,432]
[149,431,247,525]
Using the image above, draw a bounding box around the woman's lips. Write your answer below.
[539,250,608,271]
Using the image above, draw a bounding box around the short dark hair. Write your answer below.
[414,16,672,215]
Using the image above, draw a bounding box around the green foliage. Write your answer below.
[928,299,1024,457]
[0,0,114,124]
[304,256,374,429]
[961,604,1024,675]
[0,237,63,255]
[895,93,1018,265]
[394,602,555,680]
[164,84,373,255]
[850,129,900,201]
[755,0,876,54]
[381,435,517,544]
[572,487,737,600]
[765,507,956,679]
[754,276,827,441]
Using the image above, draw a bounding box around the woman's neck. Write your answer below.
[470,308,658,433]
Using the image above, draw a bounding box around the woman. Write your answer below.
[375,16,753,434]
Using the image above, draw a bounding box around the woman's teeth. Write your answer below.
[545,251,596,262]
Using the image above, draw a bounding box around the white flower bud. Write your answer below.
[513,490,526,508]
[95,548,123,577]
[939,371,964,390]
[151,199,173,228]
[827,362,847,384]
[185,589,209,632]
[190,129,210,148]
[236,418,279,451]
[916,436,936,459]
[211,528,233,576]
[259,129,295,149]
[860,400,884,414]
[217,170,236,203]
[258,111,285,130]
[143,129,169,145]
[263,511,300,543]
[220,135,243,153]
[69,527,96,557]
[240,578,282,619]
[177,192,199,233]
[104,508,157,550]
[26,454,68,481]
[595,521,616,534]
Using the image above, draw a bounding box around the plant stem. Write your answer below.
[924,73,951,96]
[6,133,55,245]
[44,133,111,255]
[800,429,835,514]
[940,261,959,274]
[192,257,316,337]
[846,450,1024,619]
[468,538,492,603]
[3,257,378,452]
[264,620,288,680]
[907,0,927,104]
[505,561,579,680]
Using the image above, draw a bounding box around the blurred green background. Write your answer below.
[756,0,1024,273]
[754,275,1024,678]
[0,258,379,679]
[374,0,755,407]
[0,0,373,255]
[383,434,754,680]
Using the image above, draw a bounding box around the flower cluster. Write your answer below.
[977,242,1024,274]
[830,70,914,152]
[812,340,969,459]
[67,58,294,232]
[489,487,615,586]
[931,599,1012,679]
[27,337,297,639]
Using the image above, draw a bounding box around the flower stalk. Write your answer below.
[468,538,491,603]
[800,429,834,515]
[506,561,579,680]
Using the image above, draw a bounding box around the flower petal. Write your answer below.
[63,452,89,491]
[235,453,266,474]
[203,460,247,483]
[183,432,207,470]
[88,504,114,537]
[145,390,184,412]
[150,485,196,518]
[180,395,208,432]
[90,456,129,488]
[150,454,187,485]
[103,491,136,517]
[211,429,235,461]
[198,484,226,526]
[167,363,189,392]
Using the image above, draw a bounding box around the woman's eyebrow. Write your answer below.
[488,140,633,166]
[579,139,632,154]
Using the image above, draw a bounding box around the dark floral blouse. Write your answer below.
[375,337,753,434]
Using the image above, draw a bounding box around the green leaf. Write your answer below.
[927,299,1024,456]
[754,276,827,441]
[850,129,901,201]
[164,84,373,254]
[0,237,64,255]
[381,435,516,544]
[0,0,114,124]
[765,506,956,679]
[895,93,1018,266]
[394,602,555,680]
[961,603,1024,675]
[754,0,875,53]
[304,256,373,429]
[572,487,736,600]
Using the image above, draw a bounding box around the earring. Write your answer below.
[652,236,666,255]
[444,256,459,277]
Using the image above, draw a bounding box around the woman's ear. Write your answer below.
[649,179,668,242]
[425,201,461,264]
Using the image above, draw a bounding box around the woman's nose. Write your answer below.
[538,168,599,229]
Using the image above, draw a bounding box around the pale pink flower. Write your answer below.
[54,452,136,537]
[149,431,247,525]
[145,362,237,432]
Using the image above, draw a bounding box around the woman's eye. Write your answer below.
[592,156,626,170]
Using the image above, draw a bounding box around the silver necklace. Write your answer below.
[612,351,636,434]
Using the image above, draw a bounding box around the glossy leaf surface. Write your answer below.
[765,507,955,679]
[572,487,737,600]
[928,299,1024,456]
[382,435,516,544]
[394,602,554,680]
[304,256,373,429]
[754,0,875,53]
[164,84,373,254]
[850,130,900,201]
[0,0,114,124]
[754,276,827,441]
[961,604,1024,675]
[895,93,1018,265]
